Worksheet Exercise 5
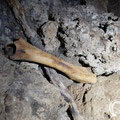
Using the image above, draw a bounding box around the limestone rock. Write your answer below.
[21,0,62,30]
[69,73,120,120]
[3,0,120,119]
[41,21,60,52]
[20,62,39,70]
[0,0,23,50]
[21,0,48,30]
[56,4,120,75]
[0,53,69,120]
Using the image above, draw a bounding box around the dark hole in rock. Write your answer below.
[98,23,109,33]
[79,59,90,67]
[37,25,44,38]
[67,108,74,120]
[5,106,12,113]
[112,46,115,51]
[41,66,52,83]
[107,16,118,22]
[48,13,55,21]
[80,0,86,5]
[101,72,115,76]
[78,55,90,67]
[104,112,111,119]
[57,27,67,55]
[82,90,88,104]
[111,17,119,21]
[108,36,113,41]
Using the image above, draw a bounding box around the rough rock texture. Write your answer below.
[3,0,120,75]
[0,0,23,50]
[0,53,70,120]
[20,62,39,70]
[1,0,120,120]
[20,0,48,31]
[20,0,62,31]
[19,0,118,76]
[55,4,120,75]
[69,73,120,120]
[41,21,60,52]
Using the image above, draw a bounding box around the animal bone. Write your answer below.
[5,38,97,83]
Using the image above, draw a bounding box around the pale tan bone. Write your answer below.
[8,38,97,83]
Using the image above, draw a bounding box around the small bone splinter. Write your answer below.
[5,38,97,83]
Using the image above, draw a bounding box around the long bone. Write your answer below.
[5,38,97,83]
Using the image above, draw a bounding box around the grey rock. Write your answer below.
[0,53,69,120]
[5,27,11,35]
[42,21,58,39]
[21,0,49,30]
[69,73,120,120]
[56,4,120,75]
[0,0,23,49]
[41,21,60,52]
[58,73,73,87]
[20,62,39,70]
[2,0,120,120]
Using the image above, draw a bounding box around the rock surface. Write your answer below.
[41,21,60,52]
[1,0,120,120]
[55,4,120,75]
[69,73,120,120]
[0,53,69,120]
[0,0,23,50]
[19,0,120,75]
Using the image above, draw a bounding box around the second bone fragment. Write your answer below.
[6,38,97,83]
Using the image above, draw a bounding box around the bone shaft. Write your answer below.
[9,38,97,83]
[24,47,96,83]
[25,47,74,74]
